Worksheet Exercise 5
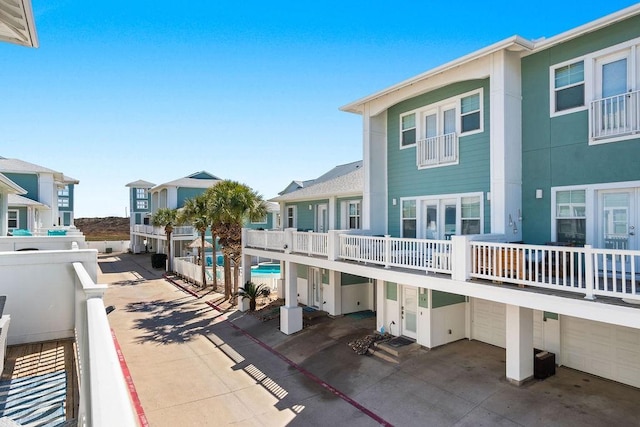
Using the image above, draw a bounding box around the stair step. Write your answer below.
[367,347,399,364]
[374,341,420,358]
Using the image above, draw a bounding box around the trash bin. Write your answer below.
[534,349,556,379]
[151,253,167,269]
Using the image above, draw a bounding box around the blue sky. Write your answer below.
[1,1,637,217]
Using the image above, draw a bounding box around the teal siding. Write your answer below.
[521,16,640,244]
[176,188,207,209]
[297,264,308,279]
[4,173,38,201]
[341,273,369,286]
[285,199,329,231]
[386,79,491,237]
[59,184,75,213]
[385,282,397,301]
[432,290,465,308]
[245,212,274,230]
[132,187,151,213]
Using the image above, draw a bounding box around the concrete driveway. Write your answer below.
[101,252,640,426]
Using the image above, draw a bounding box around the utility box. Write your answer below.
[534,349,556,379]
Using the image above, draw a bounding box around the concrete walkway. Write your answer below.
[100,252,640,426]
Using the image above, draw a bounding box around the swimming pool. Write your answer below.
[250,263,281,275]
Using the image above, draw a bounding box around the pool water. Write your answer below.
[251,263,281,275]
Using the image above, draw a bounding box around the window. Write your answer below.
[556,190,586,245]
[136,188,147,199]
[286,206,296,228]
[58,197,70,208]
[58,185,69,197]
[251,214,267,224]
[553,61,584,112]
[401,200,416,238]
[348,201,361,229]
[401,113,416,147]
[461,196,481,234]
[8,210,18,230]
[460,93,481,132]
[136,200,149,210]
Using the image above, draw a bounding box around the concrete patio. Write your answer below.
[101,252,640,426]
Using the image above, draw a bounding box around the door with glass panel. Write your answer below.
[316,204,328,232]
[598,190,637,273]
[422,199,457,240]
[309,267,322,308]
[595,53,631,137]
[401,286,417,339]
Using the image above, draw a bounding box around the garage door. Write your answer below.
[471,298,505,348]
[562,316,640,388]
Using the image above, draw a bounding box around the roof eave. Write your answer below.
[340,35,534,115]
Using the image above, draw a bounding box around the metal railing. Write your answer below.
[417,132,458,168]
[590,89,640,140]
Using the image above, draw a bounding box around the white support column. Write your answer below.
[328,196,337,230]
[277,260,285,299]
[280,261,302,335]
[505,304,534,385]
[324,270,341,316]
[375,279,385,333]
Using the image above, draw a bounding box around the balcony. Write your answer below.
[590,89,640,142]
[0,238,137,426]
[416,132,458,168]
[244,229,640,303]
[131,224,196,238]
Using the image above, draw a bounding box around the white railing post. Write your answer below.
[241,228,247,249]
[384,235,391,269]
[264,230,269,249]
[307,230,313,255]
[583,245,595,300]
[284,228,294,254]
[328,230,340,261]
[451,235,470,282]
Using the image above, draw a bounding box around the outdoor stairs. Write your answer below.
[368,337,420,364]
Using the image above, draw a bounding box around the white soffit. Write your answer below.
[0,0,38,48]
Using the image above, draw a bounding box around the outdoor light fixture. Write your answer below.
[309,205,312,210]
[536,189,543,199]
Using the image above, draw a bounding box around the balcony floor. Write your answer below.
[0,339,78,425]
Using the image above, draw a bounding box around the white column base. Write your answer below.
[506,304,534,385]
[238,297,250,312]
[280,306,303,335]
[277,278,285,299]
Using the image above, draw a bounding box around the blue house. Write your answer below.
[244,4,640,389]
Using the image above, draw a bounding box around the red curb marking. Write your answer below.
[111,329,149,427]
[164,276,393,425]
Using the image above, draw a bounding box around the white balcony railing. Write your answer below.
[131,224,195,237]
[590,89,640,141]
[243,228,640,302]
[417,132,458,168]
[0,245,137,427]
[245,229,286,251]
[292,231,329,256]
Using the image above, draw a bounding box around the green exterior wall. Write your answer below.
[297,264,308,279]
[521,16,640,244]
[432,290,465,308]
[176,188,207,209]
[131,187,151,214]
[285,199,329,231]
[4,173,38,201]
[418,289,428,308]
[341,272,369,286]
[386,79,491,237]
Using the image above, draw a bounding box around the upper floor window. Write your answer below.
[460,93,481,132]
[461,196,481,235]
[553,61,585,113]
[286,206,297,228]
[401,113,416,147]
[58,185,69,197]
[348,201,361,229]
[401,200,417,238]
[555,189,586,245]
[136,188,147,199]
[137,200,149,210]
[8,210,18,230]
[58,197,70,208]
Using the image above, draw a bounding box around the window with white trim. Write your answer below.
[401,113,416,147]
[137,200,149,210]
[555,189,586,245]
[251,214,267,224]
[58,185,69,197]
[401,200,416,238]
[461,196,481,235]
[8,210,18,230]
[286,206,297,228]
[460,93,481,132]
[58,197,70,208]
[553,60,585,113]
[136,188,147,198]
[348,201,361,229]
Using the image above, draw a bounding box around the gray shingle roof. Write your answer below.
[271,163,363,202]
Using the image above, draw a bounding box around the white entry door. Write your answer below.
[317,204,328,232]
[401,287,417,339]
[598,190,638,272]
[309,267,322,308]
[422,199,457,240]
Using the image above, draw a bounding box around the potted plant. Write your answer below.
[237,281,270,311]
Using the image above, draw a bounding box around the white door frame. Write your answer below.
[309,267,322,308]
[316,204,328,232]
[401,286,418,339]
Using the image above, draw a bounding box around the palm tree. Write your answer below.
[179,195,210,288]
[151,208,179,271]
[238,281,271,311]
[206,181,267,302]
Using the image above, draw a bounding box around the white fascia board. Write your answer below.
[340,36,533,115]
[530,4,640,54]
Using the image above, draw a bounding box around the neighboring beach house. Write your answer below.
[127,171,221,256]
[0,157,80,234]
[0,3,138,424]
[243,4,640,390]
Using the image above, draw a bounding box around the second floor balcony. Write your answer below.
[244,228,640,303]
[416,132,458,168]
[131,224,196,238]
[590,89,640,142]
